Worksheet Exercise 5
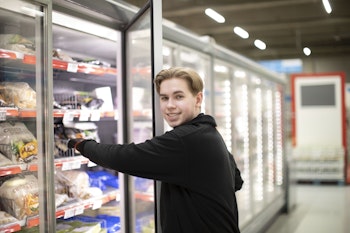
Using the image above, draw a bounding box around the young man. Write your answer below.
[69,67,243,233]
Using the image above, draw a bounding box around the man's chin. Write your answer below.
[166,120,181,128]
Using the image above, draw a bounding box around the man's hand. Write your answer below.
[67,138,85,149]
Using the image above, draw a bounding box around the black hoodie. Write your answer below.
[79,113,244,233]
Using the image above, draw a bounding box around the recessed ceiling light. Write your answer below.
[303,47,311,56]
[205,8,225,23]
[233,26,249,39]
[322,0,332,14]
[254,39,266,50]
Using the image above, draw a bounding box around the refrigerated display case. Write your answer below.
[1,0,287,232]
[0,0,53,232]
[0,0,162,232]
[162,23,287,233]
[162,42,212,114]
[51,9,121,233]
[124,2,163,232]
[50,1,163,233]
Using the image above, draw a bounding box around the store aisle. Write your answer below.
[265,184,350,233]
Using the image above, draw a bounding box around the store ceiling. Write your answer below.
[123,0,350,61]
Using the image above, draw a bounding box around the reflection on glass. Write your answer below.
[253,86,264,202]
[0,1,44,232]
[266,89,275,192]
[275,88,284,186]
[214,61,232,151]
[178,48,210,114]
[126,9,155,233]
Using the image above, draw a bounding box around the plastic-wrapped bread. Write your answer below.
[0,151,14,166]
[0,34,35,54]
[0,174,39,219]
[0,210,18,225]
[0,82,36,109]
[0,121,38,163]
[56,170,91,199]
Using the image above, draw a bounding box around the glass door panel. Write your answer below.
[51,10,121,233]
[213,60,232,151]
[125,1,163,232]
[232,69,253,227]
[127,13,155,231]
[177,47,211,114]
[0,0,52,232]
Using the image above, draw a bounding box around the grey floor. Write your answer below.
[265,184,350,233]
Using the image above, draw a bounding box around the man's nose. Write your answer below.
[167,98,176,107]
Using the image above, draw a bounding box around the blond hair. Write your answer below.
[154,67,204,96]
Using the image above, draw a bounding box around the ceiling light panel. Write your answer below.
[205,8,225,23]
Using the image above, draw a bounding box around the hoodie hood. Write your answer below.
[178,113,217,128]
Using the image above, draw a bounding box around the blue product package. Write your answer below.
[87,170,119,190]
[96,215,121,233]
[103,177,119,189]
[64,215,107,229]
[87,171,107,190]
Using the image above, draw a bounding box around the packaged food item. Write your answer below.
[0,210,18,225]
[0,174,39,219]
[55,193,69,207]
[0,121,38,163]
[0,151,14,166]
[0,34,35,54]
[57,217,104,233]
[56,170,100,200]
[53,122,99,157]
[52,49,74,62]
[96,215,121,233]
[87,170,119,190]
[0,82,36,109]
[63,122,100,142]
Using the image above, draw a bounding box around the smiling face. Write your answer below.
[159,78,203,127]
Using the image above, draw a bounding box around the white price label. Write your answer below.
[62,160,81,171]
[64,208,75,219]
[63,112,75,122]
[75,206,84,216]
[67,63,78,73]
[116,193,121,202]
[92,199,102,210]
[79,110,90,121]
[90,110,100,121]
[0,110,6,121]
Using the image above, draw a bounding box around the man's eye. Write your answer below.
[160,97,168,101]
[176,95,184,99]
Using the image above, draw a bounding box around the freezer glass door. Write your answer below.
[0,0,52,232]
[124,1,162,232]
[213,60,233,151]
[51,10,121,233]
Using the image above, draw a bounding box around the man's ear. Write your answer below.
[196,91,203,106]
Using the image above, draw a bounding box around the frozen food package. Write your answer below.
[56,219,103,233]
[52,49,74,62]
[0,34,35,54]
[55,193,69,208]
[0,210,18,225]
[0,121,38,163]
[56,170,92,200]
[63,122,100,142]
[0,174,39,219]
[0,151,14,166]
[0,82,36,109]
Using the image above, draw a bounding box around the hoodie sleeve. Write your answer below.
[228,152,244,191]
[76,131,188,183]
